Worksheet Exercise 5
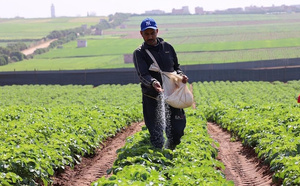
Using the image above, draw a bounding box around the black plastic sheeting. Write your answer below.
[1,58,300,86]
[0,68,140,86]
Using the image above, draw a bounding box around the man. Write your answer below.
[133,18,189,150]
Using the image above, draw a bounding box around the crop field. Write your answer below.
[1,80,300,185]
[1,13,300,71]
[1,13,300,186]
[193,80,300,185]
[0,84,143,185]
[0,17,105,40]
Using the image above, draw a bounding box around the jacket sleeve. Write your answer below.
[133,48,157,88]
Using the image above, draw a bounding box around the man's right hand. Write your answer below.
[152,81,164,93]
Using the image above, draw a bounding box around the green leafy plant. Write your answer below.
[192,80,300,185]
[0,84,143,185]
[92,114,233,185]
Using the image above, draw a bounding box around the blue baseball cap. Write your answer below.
[140,18,157,31]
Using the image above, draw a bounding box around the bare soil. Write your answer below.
[207,122,277,186]
[52,122,144,186]
[52,121,278,186]
[21,39,57,56]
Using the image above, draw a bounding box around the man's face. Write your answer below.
[140,28,158,46]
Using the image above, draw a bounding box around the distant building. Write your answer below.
[77,40,87,48]
[262,5,287,13]
[244,6,265,13]
[290,5,300,12]
[195,7,204,15]
[226,7,244,14]
[145,9,165,15]
[172,6,190,15]
[51,4,55,18]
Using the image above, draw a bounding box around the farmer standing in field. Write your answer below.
[133,18,189,150]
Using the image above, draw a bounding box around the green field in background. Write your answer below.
[1,55,134,71]
[35,38,141,58]
[126,14,298,25]
[0,17,104,40]
[1,14,300,71]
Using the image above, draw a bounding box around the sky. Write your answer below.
[0,0,299,18]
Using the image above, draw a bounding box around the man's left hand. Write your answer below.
[182,75,188,84]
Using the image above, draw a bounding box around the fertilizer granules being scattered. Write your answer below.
[157,93,172,145]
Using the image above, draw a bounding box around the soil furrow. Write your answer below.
[52,122,144,186]
[207,122,275,186]
[52,121,278,185]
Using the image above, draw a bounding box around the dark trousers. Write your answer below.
[142,94,186,149]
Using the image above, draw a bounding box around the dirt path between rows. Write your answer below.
[52,122,144,186]
[207,122,276,186]
[52,121,277,186]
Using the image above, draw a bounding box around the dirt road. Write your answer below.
[21,39,57,56]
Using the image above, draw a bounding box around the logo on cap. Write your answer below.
[140,18,157,31]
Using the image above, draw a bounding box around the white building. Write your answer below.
[51,4,55,18]
[77,40,87,48]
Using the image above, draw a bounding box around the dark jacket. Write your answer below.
[133,37,184,98]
